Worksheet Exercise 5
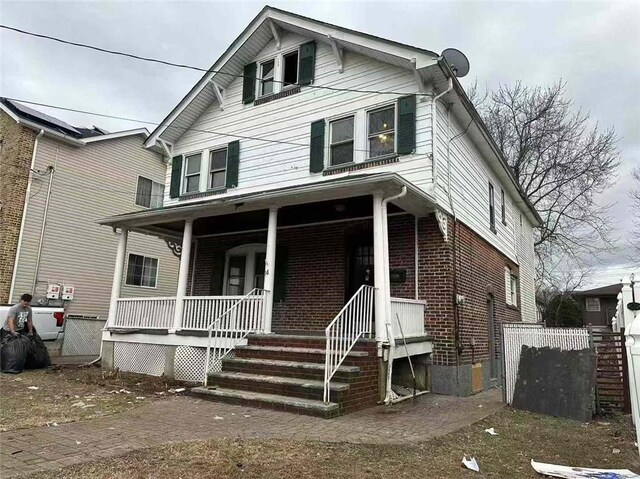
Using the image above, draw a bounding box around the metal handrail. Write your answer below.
[323,285,375,403]
[203,288,266,386]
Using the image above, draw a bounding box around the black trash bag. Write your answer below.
[25,332,51,369]
[1,334,32,374]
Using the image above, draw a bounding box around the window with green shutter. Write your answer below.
[397,95,416,155]
[169,155,182,198]
[298,41,316,86]
[226,140,240,188]
[309,120,325,173]
[242,62,257,104]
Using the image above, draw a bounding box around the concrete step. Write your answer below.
[209,371,349,401]
[222,357,361,381]
[190,386,340,418]
[235,345,368,363]
[247,333,374,351]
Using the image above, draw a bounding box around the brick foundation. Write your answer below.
[0,112,36,303]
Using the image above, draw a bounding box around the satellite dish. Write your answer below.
[441,48,470,78]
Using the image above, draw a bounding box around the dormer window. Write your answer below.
[260,59,275,96]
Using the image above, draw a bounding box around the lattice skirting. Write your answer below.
[111,341,224,382]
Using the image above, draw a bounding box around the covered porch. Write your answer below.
[99,174,437,411]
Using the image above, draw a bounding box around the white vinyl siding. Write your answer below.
[166,31,434,207]
[11,135,179,319]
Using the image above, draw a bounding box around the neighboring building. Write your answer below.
[98,6,541,416]
[0,99,179,319]
[574,283,623,329]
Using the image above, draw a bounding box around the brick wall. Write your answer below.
[190,211,520,364]
[0,112,36,303]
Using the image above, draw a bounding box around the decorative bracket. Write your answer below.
[435,210,448,242]
[209,80,225,111]
[268,19,281,50]
[158,139,173,160]
[165,239,183,258]
[412,59,429,102]
[327,36,344,73]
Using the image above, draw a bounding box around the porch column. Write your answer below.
[373,193,387,342]
[107,228,128,327]
[172,219,193,332]
[263,207,278,334]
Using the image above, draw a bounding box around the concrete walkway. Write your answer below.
[1,389,502,477]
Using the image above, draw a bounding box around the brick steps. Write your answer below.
[222,357,361,381]
[191,386,340,418]
[190,333,380,418]
[209,371,348,401]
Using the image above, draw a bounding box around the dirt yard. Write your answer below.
[0,366,188,431]
[31,408,640,479]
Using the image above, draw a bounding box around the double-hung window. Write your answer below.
[209,148,227,189]
[368,105,395,158]
[489,182,496,231]
[184,153,202,194]
[260,59,275,96]
[126,254,158,288]
[509,274,518,306]
[135,176,164,208]
[330,117,354,166]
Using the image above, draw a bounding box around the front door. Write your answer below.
[347,237,374,298]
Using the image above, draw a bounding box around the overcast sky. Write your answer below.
[1,0,638,287]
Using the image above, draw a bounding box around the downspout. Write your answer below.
[9,129,44,301]
[381,186,407,404]
[431,77,453,192]
[32,147,58,295]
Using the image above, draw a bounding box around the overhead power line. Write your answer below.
[0,24,432,98]
[4,96,426,155]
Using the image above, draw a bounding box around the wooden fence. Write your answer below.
[592,329,631,414]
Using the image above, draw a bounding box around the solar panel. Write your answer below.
[7,100,81,135]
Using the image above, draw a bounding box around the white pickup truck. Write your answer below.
[0,305,65,341]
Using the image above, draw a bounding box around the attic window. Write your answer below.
[283,51,299,86]
[260,59,275,96]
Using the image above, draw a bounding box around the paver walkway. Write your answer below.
[1,389,502,477]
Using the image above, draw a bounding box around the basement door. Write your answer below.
[347,238,374,298]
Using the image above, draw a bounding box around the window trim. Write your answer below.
[489,182,496,233]
[366,104,396,160]
[255,46,303,100]
[182,152,203,194]
[135,175,164,209]
[259,58,276,97]
[125,253,159,289]
[329,115,355,167]
[501,189,507,225]
[586,297,601,312]
[509,273,518,307]
[208,147,228,191]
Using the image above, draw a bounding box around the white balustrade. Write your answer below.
[114,297,176,329]
[390,297,426,338]
[183,296,264,331]
[324,285,375,403]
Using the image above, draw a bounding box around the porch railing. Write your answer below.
[390,298,426,338]
[203,288,266,386]
[324,285,375,404]
[113,297,176,329]
[183,296,263,330]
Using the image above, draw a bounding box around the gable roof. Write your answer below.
[0,98,149,145]
[574,283,623,297]
[144,5,439,148]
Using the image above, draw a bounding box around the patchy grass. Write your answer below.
[0,366,188,431]
[33,408,640,478]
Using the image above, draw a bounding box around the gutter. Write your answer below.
[8,129,44,301]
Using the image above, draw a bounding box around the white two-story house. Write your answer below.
[98,6,541,417]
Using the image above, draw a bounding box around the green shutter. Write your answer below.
[309,120,325,173]
[169,155,182,198]
[226,140,240,188]
[210,252,226,295]
[273,246,288,302]
[397,95,416,155]
[298,41,316,86]
[242,62,257,104]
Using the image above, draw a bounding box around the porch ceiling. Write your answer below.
[98,173,437,237]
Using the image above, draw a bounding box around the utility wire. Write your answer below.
[4,96,422,155]
[0,24,433,98]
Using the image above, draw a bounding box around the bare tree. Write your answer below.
[470,80,620,288]
[631,166,640,257]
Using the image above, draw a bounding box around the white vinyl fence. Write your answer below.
[501,323,591,404]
